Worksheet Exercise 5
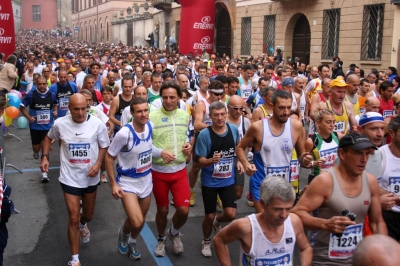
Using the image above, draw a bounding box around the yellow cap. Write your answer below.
[329,77,352,89]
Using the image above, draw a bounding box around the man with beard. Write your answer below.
[236,90,312,213]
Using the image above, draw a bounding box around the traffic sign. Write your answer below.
[74,26,79,32]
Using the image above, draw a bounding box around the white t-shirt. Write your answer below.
[47,114,110,188]
[75,71,86,88]
[34,65,44,75]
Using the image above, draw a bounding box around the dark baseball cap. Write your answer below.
[339,132,377,151]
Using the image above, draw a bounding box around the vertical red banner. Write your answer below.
[0,0,16,58]
[178,0,215,55]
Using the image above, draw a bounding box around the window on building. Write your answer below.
[241,17,251,55]
[106,22,109,41]
[322,9,340,60]
[32,5,41,22]
[361,4,384,61]
[263,15,275,56]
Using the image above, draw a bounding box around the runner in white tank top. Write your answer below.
[212,176,312,266]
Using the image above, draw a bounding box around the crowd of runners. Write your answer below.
[1,31,400,266]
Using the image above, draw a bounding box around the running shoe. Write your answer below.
[79,224,90,244]
[128,242,141,260]
[201,240,212,257]
[33,152,39,159]
[217,196,223,210]
[67,261,81,266]
[154,238,166,257]
[213,216,222,235]
[190,191,195,207]
[247,191,254,207]
[41,172,49,183]
[167,228,184,254]
[117,227,129,254]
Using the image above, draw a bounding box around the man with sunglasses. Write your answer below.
[190,80,226,207]
[226,95,251,200]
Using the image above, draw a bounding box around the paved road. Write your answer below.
[2,121,309,266]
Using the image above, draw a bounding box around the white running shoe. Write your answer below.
[201,240,212,257]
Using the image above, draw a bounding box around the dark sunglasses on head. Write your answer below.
[212,92,223,96]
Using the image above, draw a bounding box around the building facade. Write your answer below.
[12,0,22,33]
[21,0,57,29]
[70,0,147,43]
[58,0,72,28]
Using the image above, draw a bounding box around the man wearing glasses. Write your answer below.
[190,80,226,207]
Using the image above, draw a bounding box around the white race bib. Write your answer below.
[328,224,363,259]
[265,166,290,182]
[334,121,345,133]
[59,97,69,111]
[212,157,233,178]
[319,147,338,169]
[137,149,152,173]
[290,160,299,182]
[36,110,50,124]
[388,176,400,195]
[68,143,90,164]
[383,110,393,118]
[242,89,251,100]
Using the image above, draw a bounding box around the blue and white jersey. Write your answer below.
[108,122,153,179]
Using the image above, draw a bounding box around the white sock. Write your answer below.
[170,226,179,236]
[128,236,136,243]
[79,222,86,229]
[71,254,79,262]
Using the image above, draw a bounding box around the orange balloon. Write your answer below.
[5,106,19,119]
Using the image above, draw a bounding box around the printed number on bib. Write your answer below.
[329,224,363,259]
[213,157,233,178]
[137,149,152,173]
[319,147,338,169]
[243,89,251,99]
[68,143,90,164]
[290,160,299,181]
[388,176,400,195]
[254,253,291,266]
[266,166,290,182]
[37,110,50,124]
[383,110,393,118]
[334,121,345,133]
[59,98,69,111]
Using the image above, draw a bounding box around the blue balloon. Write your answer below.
[17,116,28,129]
[8,93,21,108]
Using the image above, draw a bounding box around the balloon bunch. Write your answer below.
[1,90,28,130]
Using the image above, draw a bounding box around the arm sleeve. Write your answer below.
[21,91,33,107]
[96,122,110,148]
[47,121,60,140]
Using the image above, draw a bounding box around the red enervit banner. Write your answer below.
[178,0,215,55]
[0,0,16,58]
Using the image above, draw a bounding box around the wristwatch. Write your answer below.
[41,154,49,159]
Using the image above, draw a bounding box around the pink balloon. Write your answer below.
[10,90,22,100]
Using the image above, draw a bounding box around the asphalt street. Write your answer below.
[2,119,310,266]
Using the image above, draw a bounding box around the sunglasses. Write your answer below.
[43,71,50,72]
[212,92,224,96]
[229,105,244,110]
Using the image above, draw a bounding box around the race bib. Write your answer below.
[68,143,90,164]
[36,110,50,124]
[137,149,152,173]
[94,85,101,91]
[290,160,299,182]
[242,89,251,100]
[265,166,290,182]
[205,121,213,125]
[383,110,393,118]
[300,106,305,116]
[329,224,363,259]
[254,253,291,266]
[319,147,338,169]
[59,97,69,111]
[213,157,233,178]
[388,176,400,195]
[334,121,345,133]
[359,107,365,115]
